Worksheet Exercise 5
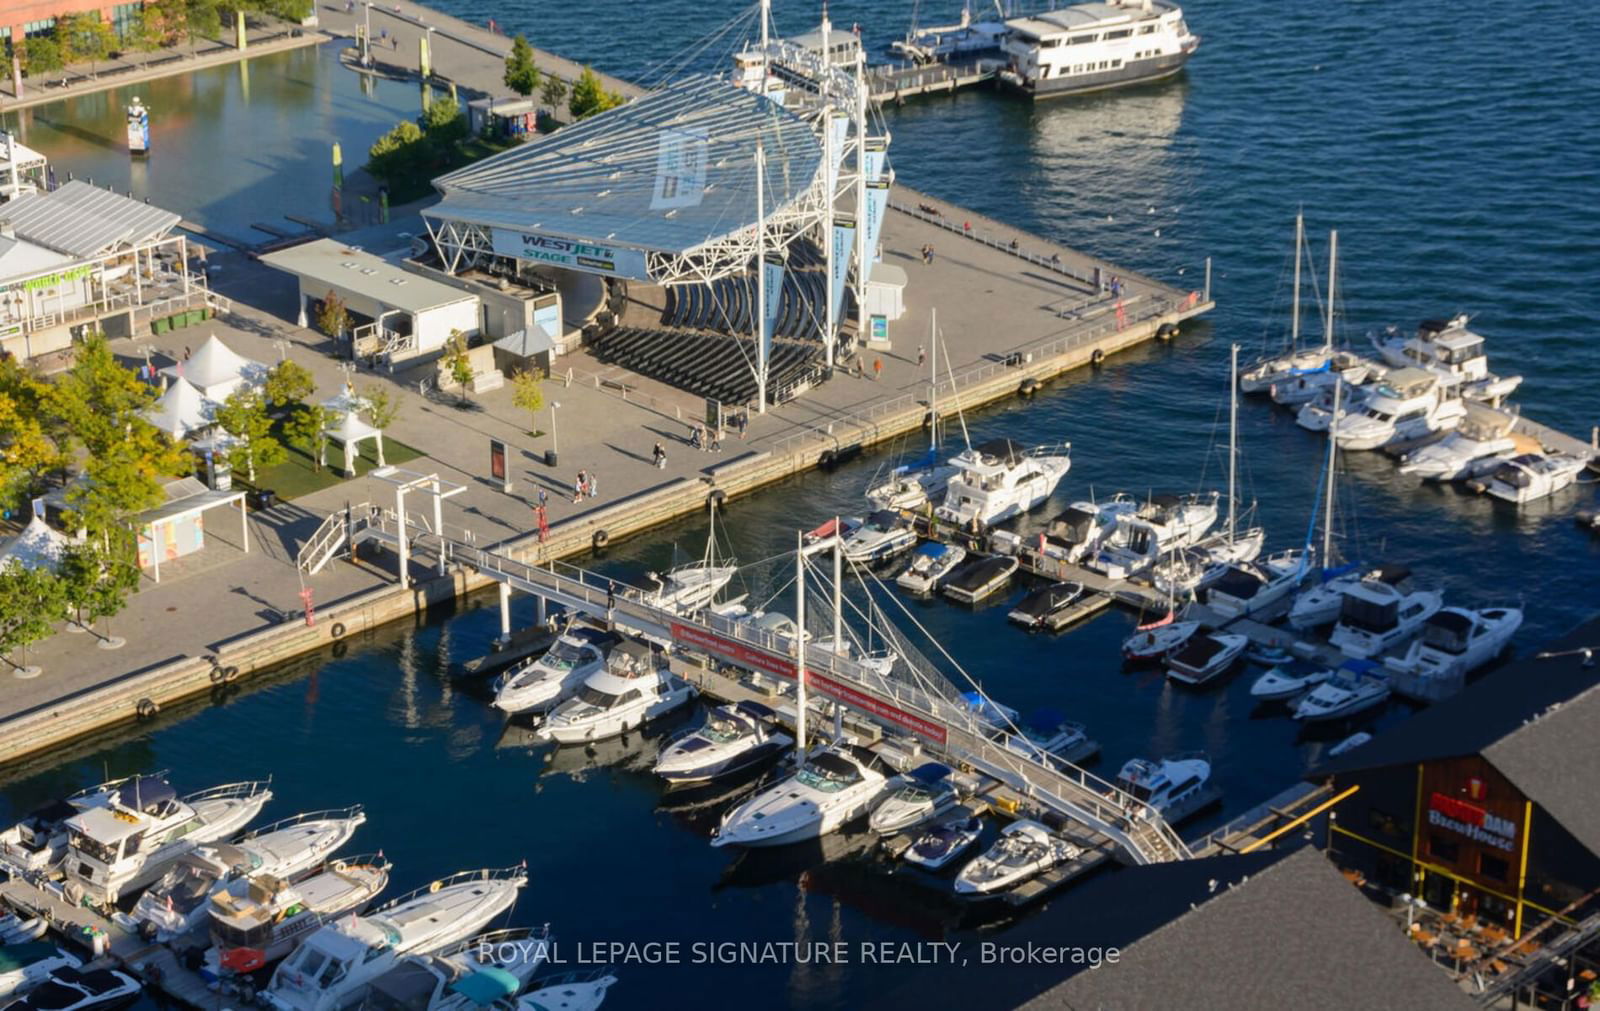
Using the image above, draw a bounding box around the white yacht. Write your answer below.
[263,866,528,1011]
[491,626,618,715]
[1295,383,1366,432]
[1398,404,1520,481]
[1248,659,1333,702]
[1329,576,1443,659]
[517,969,616,1011]
[1122,617,1200,663]
[129,806,366,941]
[711,744,889,848]
[996,1,1199,101]
[1091,493,1217,578]
[954,820,1078,896]
[1294,664,1390,722]
[538,641,697,744]
[5,967,139,1011]
[1242,348,1332,396]
[653,702,792,785]
[1287,564,1402,631]
[0,943,81,1001]
[1331,367,1466,451]
[61,777,273,909]
[1044,496,1137,563]
[1269,355,1376,407]
[1480,453,1588,504]
[0,775,138,876]
[638,504,736,613]
[354,926,552,1011]
[934,439,1071,528]
[890,3,1008,64]
[1372,316,1522,404]
[901,815,984,872]
[1384,606,1522,685]
[869,764,962,836]
[866,457,960,513]
[1112,754,1214,822]
[205,855,393,977]
[994,710,1097,766]
[840,510,918,564]
[895,542,966,594]
[1165,633,1248,686]
[1203,550,1311,620]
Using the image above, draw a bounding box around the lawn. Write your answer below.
[238,429,425,502]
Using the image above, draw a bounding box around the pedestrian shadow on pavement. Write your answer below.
[604,442,653,465]
[230,585,294,625]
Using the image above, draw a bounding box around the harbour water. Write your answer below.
[3,1,1598,1008]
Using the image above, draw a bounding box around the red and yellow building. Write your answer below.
[5,1,147,47]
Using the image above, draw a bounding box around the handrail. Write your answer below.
[436,922,552,958]
[69,770,172,800]
[183,778,273,803]
[374,863,527,912]
[241,804,365,839]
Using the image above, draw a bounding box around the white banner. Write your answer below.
[490,229,651,281]
[762,255,785,362]
[652,127,709,210]
[863,140,887,184]
[830,219,855,322]
[863,182,889,282]
[829,113,850,179]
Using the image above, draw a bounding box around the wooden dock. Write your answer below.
[450,624,555,678]
[867,59,1000,104]
[1189,781,1337,857]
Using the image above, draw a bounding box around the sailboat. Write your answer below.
[866,314,959,511]
[1285,375,1371,629]
[640,500,737,613]
[1240,213,1330,393]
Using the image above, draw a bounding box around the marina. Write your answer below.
[0,0,1596,1008]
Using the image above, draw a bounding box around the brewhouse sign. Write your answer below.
[490,229,649,280]
[1429,792,1516,852]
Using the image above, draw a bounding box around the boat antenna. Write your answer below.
[1290,209,1302,352]
[941,327,972,450]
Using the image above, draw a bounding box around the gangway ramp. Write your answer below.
[344,507,1190,865]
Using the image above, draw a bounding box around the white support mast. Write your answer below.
[755,141,769,413]
[1228,342,1238,543]
[822,109,837,369]
[794,529,808,760]
[1290,210,1302,351]
[1322,376,1340,566]
[929,309,938,449]
[853,53,869,342]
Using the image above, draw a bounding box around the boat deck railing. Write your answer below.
[183,778,273,804]
[435,922,552,958]
[375,863,528,911]
[240,804,365,839]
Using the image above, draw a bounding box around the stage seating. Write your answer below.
[657,239,838,341]
[588,326,828,407]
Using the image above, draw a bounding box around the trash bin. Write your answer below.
[545,449,558,467]
[250,489,277,510]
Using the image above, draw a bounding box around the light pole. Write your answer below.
[548,401,560,466]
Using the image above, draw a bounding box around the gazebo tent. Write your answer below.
[321,392,384,476]
[0,516,71,572]
[141,376,216,438]
[159,334,266,401]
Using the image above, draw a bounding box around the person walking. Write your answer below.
[537,488,548,510]
[653,441,666,469]
[737,411,748,439]
[873,357,883,381]
[573,471,586,503]
[926,245,935,264]
[962,220,971,235]
[606,580,617,621]
[710,427,722,453]
[586,471,598,499]
[916,344,926,367]
[689,423,702,451]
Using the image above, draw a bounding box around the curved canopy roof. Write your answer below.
[160,335,265,394]
[0,516,71,571]
[428,75,823,259]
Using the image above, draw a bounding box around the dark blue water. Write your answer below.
[5,2,1600,1007]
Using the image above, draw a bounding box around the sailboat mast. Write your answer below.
[930,309,938,450]
[795,529,807,761]
[1228,343,1238,543]
[1290,211,1303,351]
[1324,229,1338,352]
[1322,377,1340,565]
[832,517,843,648]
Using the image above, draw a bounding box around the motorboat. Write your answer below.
[492,626,619,715]
[1148,528,1265,598]
[1372,316,1522,404]
[996,0,1199,101]
[810,636,898,678]
[1295,383,1366,432]
[1204,553,1310,621]
[4,967,139,1011]
[1113,754,1215,822]
[263,866,528,1011]
[1326,732,1373,758]
[841,510,918,564]
[994,710,1097,766]
[711,744,889,848]
[942,555,1018,604]
[1122,617,1201,663]
[1478,453,1588,504]
[1268,353,1374,406]
[933,439,1071,528]
[0,943,81,1001]
[1249,659,1333,702]
[129,806,367,941]
[1245,642,1293,666]
[1165,633,1249,686]
[1294,663,1390,721]
[1042,496,1137,564]
[954,820,1078,896]
[1384,606,1522,684]
[0,918,47,945]
[1007,581,1087,631]
[0,774,166,876]
[896,542,965,594]
[866,457,960,513]
[1331,367,1467,452]
[1286,564,1400,630]
[901,815,984,872]
[869,764,961,835]
[959,691,1020,733]
[802,516,859,546]
[205,854,394,978]
[1329,575,1443,659]
[1398,403,1520,481]
[889,3,1007,64]
[653,702,793,785]
[516,969,616,1011]
[61,776,273,909]
[353,925,552,1011]
[538,641,697,744]
[1135,493,1219,550]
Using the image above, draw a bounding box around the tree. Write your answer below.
[19,38,64,77]
[263,359,315,411]
[539,76,567,120]
[0,561,67,672]
[50,335,160,461]
[314,290,350,338]
[503,34,539,98]
[510,369,544,434]
[361,384,398,432]
[419,97,468,158]
[58,540,139,642]
[443,332,474,406]
[366,119,426,185]
[58,13,116,74]
[569,66,611,120]
[0,359,63,515]
[283,402,332,471]
[185,0,223,55]
[215,388,285,483]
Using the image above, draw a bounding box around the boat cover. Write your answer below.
[450,967,523,1006]
[906,762,952,783]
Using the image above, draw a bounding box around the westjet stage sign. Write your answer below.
[491,229,649,280]
[1428,792,1517,852]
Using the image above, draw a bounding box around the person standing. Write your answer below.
[538,488,548,510]
[710,427,722,453]
[587,472,598,498]
[653,441,666,469]
[916,344,926,367]
[738,410,748,438]
[873,357,883,381]
[573,471,586,503]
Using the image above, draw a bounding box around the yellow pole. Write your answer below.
[235,10,247,51]
[419,33,431,79]
[1411,763,1426,899]
[1514,799,1533,938]
[1240,784,1360,854]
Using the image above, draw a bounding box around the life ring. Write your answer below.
[1156,323,1178,342]
[222,666,240,683]
[330,621,347,640]
[592,529,609,549]
[209,665,227,684]
[1018,377,1039,397]
[1091,348,1106,366]
[331,641,348,659]
[333,860,347,873]
[707,489,727,507]
[136,698,159,719]
[819,449,837,468]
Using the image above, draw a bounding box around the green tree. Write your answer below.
[185,0,223,55]
[540,75,567,117]
[503,34,540,98]
[443,332,474,406]
[19,38,64,77]
[569,66,611,120]
[264,359,315,411]
[314,290,350,338]
[58,12,116,73]
[58,540,139,642]
[143,0,189,46]
[510,369,544,435]
[49,335,159,461]
[283,402,331,471]
[419,97,468,163]
[0,359,63,515]
[603,90,625,112]
[360,384,398,433]
[215,388,285,483]
[0,561,67,671]
[366,119,426,185]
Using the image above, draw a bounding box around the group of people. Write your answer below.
[573,469,598,502]
[919,243,937,264]
[688,423,722,453]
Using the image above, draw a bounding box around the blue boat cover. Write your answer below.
[915,542,948,558]
[907,762,952,783]
[1340,658,1381,677]
[734,700,777,721]
[449,968,523,1005]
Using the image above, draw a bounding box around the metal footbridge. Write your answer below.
[330,504,1190,865]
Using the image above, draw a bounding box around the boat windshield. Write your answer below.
[17,981,83,1010]
[894,785,933,804]
[1341,595,1398,632]
[796,762,862,793]
[68,830,118,864]
[215,920,273,948]
[282,946,348,991]
[1120,781,1153,802]
[574,685,622,710]
[702,717,748,744]
[541,639,590,671]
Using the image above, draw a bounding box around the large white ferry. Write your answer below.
[997,0,1199,100]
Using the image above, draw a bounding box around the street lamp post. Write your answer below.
[548,401,560,467]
